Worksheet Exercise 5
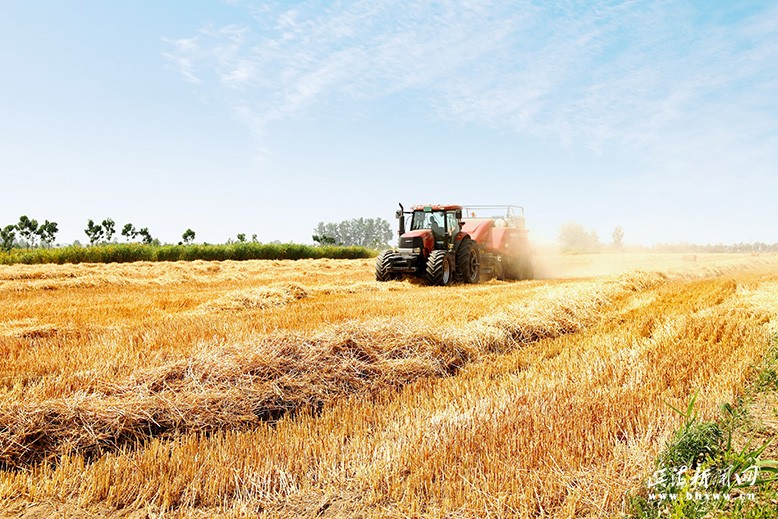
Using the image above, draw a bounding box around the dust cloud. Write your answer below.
[529,248,722,280]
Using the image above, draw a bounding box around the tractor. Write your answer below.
[375,204,533,286]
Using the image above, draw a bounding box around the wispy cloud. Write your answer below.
[164,0,778,177]
[162,36,203,85]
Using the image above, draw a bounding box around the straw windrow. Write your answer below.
[0,269,691,469]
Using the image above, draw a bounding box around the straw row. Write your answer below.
[0,264,757,469]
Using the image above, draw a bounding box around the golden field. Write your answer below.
[1,253,778,517]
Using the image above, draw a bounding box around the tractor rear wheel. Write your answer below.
[456,238,480,283]
[425,250,453,286]
[375,251,401,281]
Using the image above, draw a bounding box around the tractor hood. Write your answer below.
[398,229,434,253]
[401,229,433,239]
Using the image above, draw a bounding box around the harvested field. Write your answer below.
[1,253,777,517]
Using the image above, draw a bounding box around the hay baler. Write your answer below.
[375,204,533,286]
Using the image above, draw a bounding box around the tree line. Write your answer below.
[1,215,198,251]
[312,217,393,248]
[646,242,778,253]
[6,214,772,253]
[3,214,393,251]
[2,216,59,250]
[557,221,778,253]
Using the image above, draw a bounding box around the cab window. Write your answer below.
[411,211,445,232]
[446,212,459,235]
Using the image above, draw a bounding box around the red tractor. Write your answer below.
[375,204,533,285]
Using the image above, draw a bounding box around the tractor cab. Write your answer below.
[399,205,463,252]
[410,208,461,242]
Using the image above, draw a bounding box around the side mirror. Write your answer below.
[395,210,403,219]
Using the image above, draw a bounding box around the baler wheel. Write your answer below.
[456,238,481,284]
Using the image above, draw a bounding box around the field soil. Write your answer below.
[1,253,777,517]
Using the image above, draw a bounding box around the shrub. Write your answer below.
[0,243,375,265]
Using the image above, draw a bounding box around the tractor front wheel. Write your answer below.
[425,250,453,286]
[375,251,401,282]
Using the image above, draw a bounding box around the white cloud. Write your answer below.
[162,36,203,85]
[164,0,778,181]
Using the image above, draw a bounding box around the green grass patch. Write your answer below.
[755,342,778,393]
[0,243,376,265]
[632,337,778,518]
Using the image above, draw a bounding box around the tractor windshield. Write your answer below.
[411,211,446,238]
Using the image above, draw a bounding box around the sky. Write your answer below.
[2,1,777,246]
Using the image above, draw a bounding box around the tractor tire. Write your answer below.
[456,238,481,284]
[375,251,401,282]
[425,250,453,286]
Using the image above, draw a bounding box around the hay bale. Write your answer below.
[203,283,309,311]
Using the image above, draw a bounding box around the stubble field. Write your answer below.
[1,253,777,517]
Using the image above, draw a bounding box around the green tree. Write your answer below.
[121,223,138,242]
[312,233,337,245]
[17,215,39,247]
[236,233,246,243]
[102,218,116,242]
[313,222,339,245]
[85,219,104,245]
[138,227,153,245]
[1,225,16,251]
[182,228,196,244]
[37,220,59,247]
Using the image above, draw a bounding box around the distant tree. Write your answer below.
[313,217,392,247]
[121,223,139,242]
[1,225,16,251]
[182,228,196,244]
[612,226,625,250]
[17,215,39,247]
[138,227,153,245]
[236,233,246,243]
[313,221,339,245]
[558,222,601,253]
[251,234,258,243]
[338,220,354,245]
[85,219,104,245]
[312,233,337,245]
[102,218,116,242]
[37,220,59,247]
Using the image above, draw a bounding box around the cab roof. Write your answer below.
[409,204,463,211]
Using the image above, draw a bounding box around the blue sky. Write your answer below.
[2,1,777,246]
